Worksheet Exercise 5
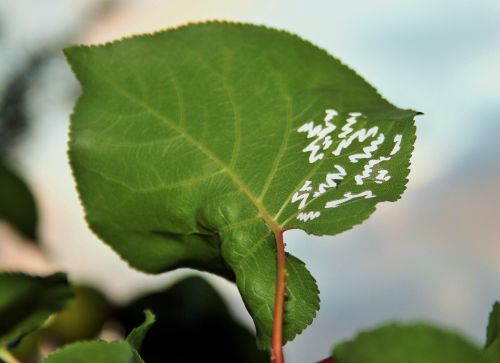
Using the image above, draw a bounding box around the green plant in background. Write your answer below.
[0,273,271,362]
[0,21,498,363]
[332,319,500,363]
[113,276,269,363]
[0,273,73,362]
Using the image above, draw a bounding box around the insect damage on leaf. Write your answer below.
[289,109,406,224]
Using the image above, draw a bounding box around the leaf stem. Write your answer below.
[0,347,21,363]
[272,229,286,363]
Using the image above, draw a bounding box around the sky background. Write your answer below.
[0,1,499,362]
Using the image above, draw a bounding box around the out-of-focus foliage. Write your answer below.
[42,310,154,363]
[114,276,269,363]
[332,316,500,363]
[0,159,38,240]
[485,302,500,361]
[0,55,46,154]
[10,330,42,363]
[44,285,110,343]
[0,272,73,346]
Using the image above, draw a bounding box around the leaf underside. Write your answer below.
[333,322,494,363]
[65,21,417,347]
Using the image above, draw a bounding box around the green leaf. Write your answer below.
[485,302,500,360]
[0,159,38,240]
[42,341,144,363]
[114,276,269,363]
[64,21,417,346]
[0,272,73,345]
[126,310,155,351]
[332,322,494,363]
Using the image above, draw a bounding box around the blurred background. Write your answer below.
[0,0,499,362]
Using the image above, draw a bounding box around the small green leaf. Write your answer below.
[485,302,500,360]
[42,341,144,363]
[126,310,155,351]
[0,272,73,345]
[0,159,38,240]
[65,22,417,346]
[333,322,494,363]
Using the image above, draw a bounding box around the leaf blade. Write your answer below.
[65,22,417,347]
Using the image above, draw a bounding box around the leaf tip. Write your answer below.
[125,309,156,351]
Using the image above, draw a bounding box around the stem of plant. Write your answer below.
[0,348,21,363]
[272,229,287,363]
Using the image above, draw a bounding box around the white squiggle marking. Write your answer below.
[324,109,338,122]
[313,164,347,197]
[300,180,313,192]
[297,211,321,222]
[390,134,402,155]
[322,135,333,150]
[338,112,361,138]
[349,133,385,163]
[375,170,391,183]
[355,156,390,185]
[325,191,375,209]
[354,134,404,185]
[298,109,338,163]
[332,126,379,157]
[291,180,312,210]
[291,192,309,210]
